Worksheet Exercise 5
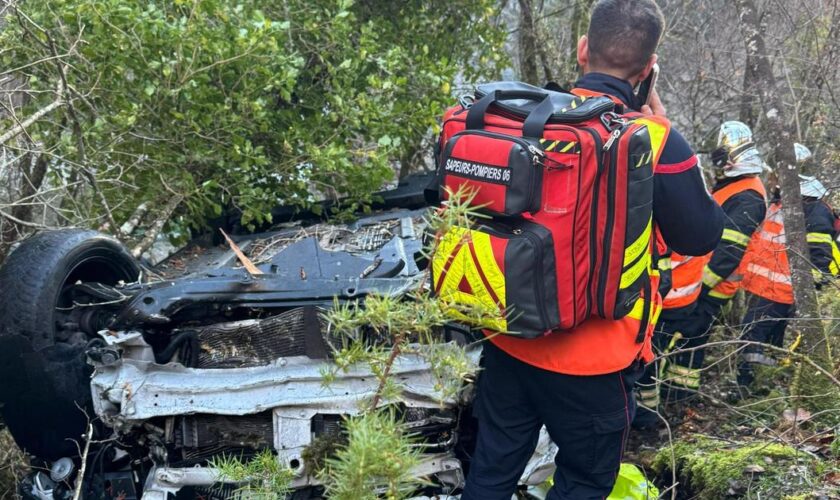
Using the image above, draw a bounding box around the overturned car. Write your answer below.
[0,173,555,499]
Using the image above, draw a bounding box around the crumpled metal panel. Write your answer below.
[91,347,480,421]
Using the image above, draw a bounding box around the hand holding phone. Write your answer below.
[637,63,659,107]
[638,64,666,116]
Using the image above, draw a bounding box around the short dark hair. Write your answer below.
[587,0,665,77]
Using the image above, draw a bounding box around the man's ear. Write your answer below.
[633,54,658,85]
[577,35,589,70]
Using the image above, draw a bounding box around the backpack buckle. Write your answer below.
[458,94,475,109]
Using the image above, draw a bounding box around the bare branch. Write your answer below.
[0,80,64,145]
[131,194,183,258]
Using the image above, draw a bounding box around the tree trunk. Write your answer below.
[564,0,594,87]
[517,0,539,85]
[738,54,758,127]
[733,0,828,397]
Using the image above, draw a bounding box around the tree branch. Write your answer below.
[0,80,64,145]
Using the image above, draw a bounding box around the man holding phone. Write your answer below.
[461,1,724,498]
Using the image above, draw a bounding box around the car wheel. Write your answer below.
[0,229,140,460]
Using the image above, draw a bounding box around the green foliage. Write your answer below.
[318,409,421,500]
[1,0,505,233]
[321,186,499,405]
[652,436,816,499]
[830,435,840,458]
[314,186,496,496]
[210,450,294,499]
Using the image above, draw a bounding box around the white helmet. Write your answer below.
[794,143,812,163]
[799,175,827,199]
[714,121,767,177]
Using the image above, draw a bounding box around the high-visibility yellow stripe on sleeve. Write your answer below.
[721,228,751,247]
[702,266,724,288]
[665,364,701,389]
[806,232,834,244]
[830,241,840,276]
[708,288,736,300]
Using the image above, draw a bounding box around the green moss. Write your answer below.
[830,435,840,458]
[652,436,813,499]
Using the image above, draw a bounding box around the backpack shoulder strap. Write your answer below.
[570,88,626,112]
[631,116,672,169]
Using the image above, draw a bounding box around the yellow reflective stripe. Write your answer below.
[633,117,669,161]
[624,218,653,267]
[806,232,833,244]
[666,375,700,389]
[470,230,507,306]
[721,228,751,247]
[638,390,659,407]
[626,296,644,320]
[702,266,724,288]
[830,241,840,276]
[666,364,700,378]
[433,227,508,332]
[634,151,653,168]
[621,252,650,289]
[558,141,575,153]
[708,288,735,299]
[433,226,469,290]
[639,388,659,398]
[657,257,672,271]
[443,294,508,332]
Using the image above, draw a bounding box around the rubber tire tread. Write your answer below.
[0,229,139,350]
[0,229,139,460]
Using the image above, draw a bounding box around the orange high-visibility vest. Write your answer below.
[662,176,766,309]
[741,202,794,304]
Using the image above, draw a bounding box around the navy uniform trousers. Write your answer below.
[462,342,642,500]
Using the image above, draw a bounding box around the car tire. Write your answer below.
[0,229,140,460]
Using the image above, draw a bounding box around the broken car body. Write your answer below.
[0,175,554,499]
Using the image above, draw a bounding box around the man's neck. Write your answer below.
[585,68,638,87]
[574,72,639,110]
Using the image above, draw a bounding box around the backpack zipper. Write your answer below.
[597,121,631,317]
[517,225,551,330]
[581,127,603,321]
[451,130,546,165]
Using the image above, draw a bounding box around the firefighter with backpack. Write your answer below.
[736,144,840,387]
[429,1,724,498]
[633,120,767,424]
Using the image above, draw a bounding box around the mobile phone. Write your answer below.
[636,63,659,107]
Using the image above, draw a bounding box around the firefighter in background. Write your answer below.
[736,145,840,386]
[648,121,768,406]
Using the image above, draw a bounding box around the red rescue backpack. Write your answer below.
[431,81,671,338]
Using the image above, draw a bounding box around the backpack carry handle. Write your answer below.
[466,89,553,137]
